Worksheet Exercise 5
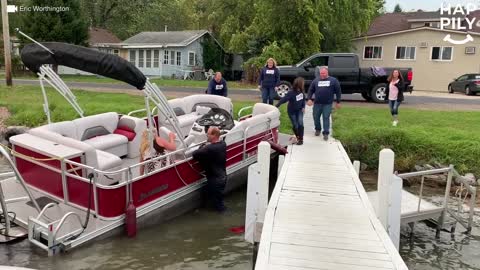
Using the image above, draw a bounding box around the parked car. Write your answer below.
[276,53,414,103]
[448,74,480,95]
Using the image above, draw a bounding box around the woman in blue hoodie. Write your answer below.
[276,77,306,145]
[258,58,280,105]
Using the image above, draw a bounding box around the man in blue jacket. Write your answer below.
[206,72,228,97]
[307,66,341,141]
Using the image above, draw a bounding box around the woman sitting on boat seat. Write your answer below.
[140,129,177,174]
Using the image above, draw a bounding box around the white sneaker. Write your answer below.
[392,120,398,127]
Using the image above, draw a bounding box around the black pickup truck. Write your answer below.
[276,53,413,103]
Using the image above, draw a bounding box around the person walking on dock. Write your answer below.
[307,66,341,141]
[276,77,306,145]
[192,127,227,212]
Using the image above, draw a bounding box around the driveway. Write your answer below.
[6,79,480,110]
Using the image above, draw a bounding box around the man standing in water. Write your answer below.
[192,126,227,212]
[307,66,341,141]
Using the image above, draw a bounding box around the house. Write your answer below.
[118,30,223,78]
[352,11,480,92]
[88,27,123,55]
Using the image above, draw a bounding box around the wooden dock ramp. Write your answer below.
[255,107,408,270]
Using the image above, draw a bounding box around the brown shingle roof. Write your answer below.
[88,27,121,45]
[362,10,479,37]
[365,13,409,36]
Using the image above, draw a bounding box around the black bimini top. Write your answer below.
[21,42,147,90]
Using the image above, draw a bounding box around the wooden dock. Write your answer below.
[255,107,408,270]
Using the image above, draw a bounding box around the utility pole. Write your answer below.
[1,0,12,86]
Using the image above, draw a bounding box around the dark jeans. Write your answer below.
[261,87,275,105]
[313,103,332,135]
[288,110,304,138]
[206,177,226,212]
[388,100,401,116]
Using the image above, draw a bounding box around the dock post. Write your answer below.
[353,160,360,175]
[378,149,402,250]
[378,149,395,228]
[389,175,402,249]
[245,142,271,241]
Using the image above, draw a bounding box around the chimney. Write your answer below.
[164,25,167,32]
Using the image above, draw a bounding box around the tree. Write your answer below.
[20,0,89,46]
[320,0,385,52]
[80,0,196,40]
[394,4,403,13]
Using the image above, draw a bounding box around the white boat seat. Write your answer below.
[84,134,128,157]
[95,150,122,171]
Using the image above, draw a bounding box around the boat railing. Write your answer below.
[12,119,276,220]
[237,106,253,120]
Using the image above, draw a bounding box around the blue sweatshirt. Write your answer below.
[207,78,228,97]
[307,77,341,104]
[258,66,280,88]
[276,89,305,113]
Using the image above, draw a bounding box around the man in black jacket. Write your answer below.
[192,126,227,212]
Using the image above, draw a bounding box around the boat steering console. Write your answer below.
[190,108,234,138]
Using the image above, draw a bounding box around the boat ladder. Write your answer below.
[28,203,85,256]
[0,146,41,243]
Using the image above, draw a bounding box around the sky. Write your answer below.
[385,0,480,12]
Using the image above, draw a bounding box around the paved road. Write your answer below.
[7,79,480,109]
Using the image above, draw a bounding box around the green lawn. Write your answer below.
[4,74,257,89]
[0,84,290,129]
[2,84,478,175]
[334,107,480,175]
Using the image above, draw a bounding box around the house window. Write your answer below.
[138,50,144,68]
[129,50,136,65]
[176,52,181,66]
[431,46,453,61]
[153,50,160,67]
[396,46,416,60]
[164,50,169,65]
[188,52,196,66]
[363,46,382,59]
[113,49,119,56]
[170,51,175,65]
[146,50,152,68]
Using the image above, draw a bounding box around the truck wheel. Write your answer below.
[275,81,292,100]
[361,92,372,101]
[371,83,387,103]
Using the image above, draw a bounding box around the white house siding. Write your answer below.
[352,29,480,92]
[126,37,205,78]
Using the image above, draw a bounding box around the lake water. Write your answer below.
[0,160,479,269]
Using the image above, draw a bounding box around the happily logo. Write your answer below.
[440,2,478,44]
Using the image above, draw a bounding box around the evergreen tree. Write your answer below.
[20,0,88,46]
[394,4,403,13]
